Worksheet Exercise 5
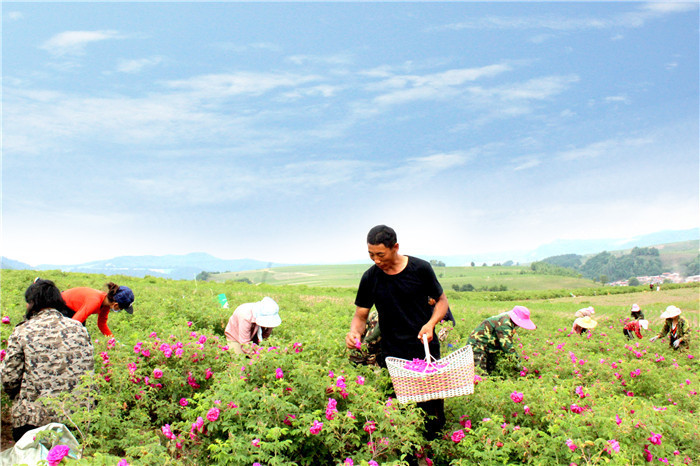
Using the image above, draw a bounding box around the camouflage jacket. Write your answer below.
[657,317,691,349]
[348,310,382,366]
[1,308,94,428]
[466,312,517,356]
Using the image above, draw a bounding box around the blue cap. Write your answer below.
[113,286,135,314]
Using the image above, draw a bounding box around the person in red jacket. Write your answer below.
[62,282,135,337]
[623,319,648,340]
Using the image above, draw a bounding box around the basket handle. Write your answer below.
[422,334,431,365]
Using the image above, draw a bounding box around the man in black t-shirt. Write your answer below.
[345,225,449,440]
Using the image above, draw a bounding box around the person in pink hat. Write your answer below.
[466,306,536,374]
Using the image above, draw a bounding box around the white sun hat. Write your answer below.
[253,297,282,328]
[659,305,681,320]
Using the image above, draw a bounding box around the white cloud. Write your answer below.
[433,2,698,32]
[116,56,164,73]
[604,95,630,104]
[165,72,322,98]
[512,156,542,171]
[557,137,653,161]
[372,64,511,106]
[214,41,282,53]
[485,75,579,101]
[40,30,123,56]
[281,84,342,100]
[378,151,472,190]
[286,53,354,66]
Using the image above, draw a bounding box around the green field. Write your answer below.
[211,264,598,290]
[1,269,698,464]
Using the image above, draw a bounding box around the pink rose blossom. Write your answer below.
[1,316,10,324]
[117,460,130,466]
[179,398,188,407]
[325,398,338,420]
[46,444,71,466]
[648,432,662,445]
[566,439,577,451]
[283,414,296,425]
[251,438,260,447]
[606,439,620,454]
[510,391,524,403]
[0,350,6,361]
[364,420,376,434]
[206,407,220,422]
[187,321,193,327]
[451,429,465,443]
[275,368,284,379]
[356,375,365,385]
[344,458,354,466]
[310,420,323,435]
[205,368,214,380]
[153,368,163,379]
[161,424,176,440]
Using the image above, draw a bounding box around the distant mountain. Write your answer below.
[422,228,699,266]
[1,253,283,280]
[1,257,33,270]
[525,228,699,262]
[2,228,697,279]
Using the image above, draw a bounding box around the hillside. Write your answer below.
[211,264,599,290]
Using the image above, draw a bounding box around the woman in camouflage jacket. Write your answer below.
[1,279,94,442]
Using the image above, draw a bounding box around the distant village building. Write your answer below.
[610,272,694,286]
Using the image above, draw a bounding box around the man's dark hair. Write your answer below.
[367,225,397,248]
[24,279,75,320]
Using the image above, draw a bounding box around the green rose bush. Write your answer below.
[1,270,698,465]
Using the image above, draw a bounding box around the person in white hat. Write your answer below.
[466,305,536,374]
[623,319,649,340]
[649,306,690,350]
[224,297,281,354]
[629,303,645,321]
[572,316,597,335]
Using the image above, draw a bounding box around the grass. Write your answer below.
[211,264,598,290]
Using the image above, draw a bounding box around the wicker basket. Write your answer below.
[386,336,475,404]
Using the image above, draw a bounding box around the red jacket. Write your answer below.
[62,288,112,337]
[623,320,643,339]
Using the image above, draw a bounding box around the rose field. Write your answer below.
[1,269,698,465]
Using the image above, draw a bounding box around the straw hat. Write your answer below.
[574,316,598,329]
[508,306,536,330]
[660,305,681,320]
[574,306,595,318]
[630,304,641,313]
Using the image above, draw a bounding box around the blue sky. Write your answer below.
[2,1,698,266]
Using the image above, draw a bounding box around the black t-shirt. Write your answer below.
[355,256,443,361]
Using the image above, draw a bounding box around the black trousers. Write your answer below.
[417,398,446,440]
[12,424,39,442]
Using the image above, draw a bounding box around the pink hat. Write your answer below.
[508,306,536,330]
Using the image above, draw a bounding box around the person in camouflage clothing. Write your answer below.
[1,279,94,442]
[348,310,382,366]
[466,306,536,375]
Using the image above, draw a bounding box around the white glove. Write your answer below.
[649,336,658,343]
[673,339,681,348]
